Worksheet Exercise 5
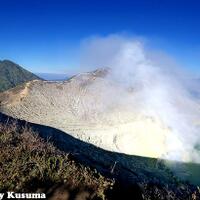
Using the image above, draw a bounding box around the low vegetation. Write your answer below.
[0,123,114,199]
[0,122,200,200]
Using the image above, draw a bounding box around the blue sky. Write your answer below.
[0,0,200,74]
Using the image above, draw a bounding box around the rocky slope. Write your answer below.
[1,68,200,197]
[0,68,173,160]
[0,68,199,162]
[0,60,41,92]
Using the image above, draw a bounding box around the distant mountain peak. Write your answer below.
[1,59,15,63]
[0,59,42,92]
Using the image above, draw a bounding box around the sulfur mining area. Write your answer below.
[1,68,200,165]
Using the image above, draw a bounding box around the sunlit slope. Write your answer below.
[0,70,198,161]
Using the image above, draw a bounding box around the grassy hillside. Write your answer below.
[0,60,41,92]
[0,121,200,200]
[0,123,113,199]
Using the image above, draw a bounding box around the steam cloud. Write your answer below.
[79,34,200,163]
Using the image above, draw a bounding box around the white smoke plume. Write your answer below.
[78,34,200,163]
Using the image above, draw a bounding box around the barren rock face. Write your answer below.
[0,69,190,160]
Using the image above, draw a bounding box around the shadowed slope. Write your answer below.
[0,112,200,200]
[0,114,113,200]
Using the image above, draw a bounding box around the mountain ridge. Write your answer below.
[0,68,185,160]
[0,59,42,92]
